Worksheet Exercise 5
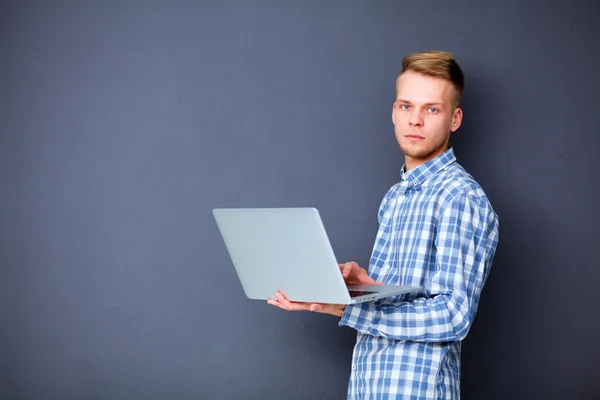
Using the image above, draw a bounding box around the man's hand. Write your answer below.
[267,291,346,317]
[266,262,380,317]
[339,261,381,285]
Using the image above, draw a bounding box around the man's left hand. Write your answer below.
[267,291,346,317]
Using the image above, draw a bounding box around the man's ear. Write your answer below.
[451,107,463,132]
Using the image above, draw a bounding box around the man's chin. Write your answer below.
[399,144,428,158]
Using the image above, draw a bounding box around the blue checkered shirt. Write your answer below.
[339,148,499,399]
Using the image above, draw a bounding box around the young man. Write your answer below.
[268,51,499,399]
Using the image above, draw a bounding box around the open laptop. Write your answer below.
[212,207,420,304]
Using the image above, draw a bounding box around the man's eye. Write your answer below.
[428,108,439,113]
[400,104,410,110]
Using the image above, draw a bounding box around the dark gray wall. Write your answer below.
[1,1,598,399]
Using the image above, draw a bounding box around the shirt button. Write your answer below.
[352,364,357,371]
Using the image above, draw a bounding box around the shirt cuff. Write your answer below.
[338,301,378,334]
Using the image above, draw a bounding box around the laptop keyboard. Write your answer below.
[348,290,378,298]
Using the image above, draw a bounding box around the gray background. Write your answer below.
[1,1,599,399]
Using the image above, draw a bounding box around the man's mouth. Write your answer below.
[405,134,424,141]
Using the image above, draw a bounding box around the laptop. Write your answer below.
[212,207,420,304]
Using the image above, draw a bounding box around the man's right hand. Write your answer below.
[339,261,382,285]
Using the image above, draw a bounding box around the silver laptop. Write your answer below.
[212,207,420,304]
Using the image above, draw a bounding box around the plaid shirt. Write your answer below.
[339,148,499,399]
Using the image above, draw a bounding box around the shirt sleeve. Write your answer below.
[339,191,499,342]
[377,183,398,224]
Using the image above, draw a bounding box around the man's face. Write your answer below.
[392,71,462,170]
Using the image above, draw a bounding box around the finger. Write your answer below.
[357,273,375,283]
[269,293,294,311]
[267,298,288,311]
[275,291,291,309]
[342,262,354,278]
[360,276,380,285]
[275,291,311,311]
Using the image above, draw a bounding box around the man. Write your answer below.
[267,50,499,399]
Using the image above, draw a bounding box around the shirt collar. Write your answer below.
[400,147,457,187]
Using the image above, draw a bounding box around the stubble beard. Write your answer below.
[397,128,450,161]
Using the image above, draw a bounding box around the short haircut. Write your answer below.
[396,51,464,107]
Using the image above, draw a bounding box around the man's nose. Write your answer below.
[409,110,423,126]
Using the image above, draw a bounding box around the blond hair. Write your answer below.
[396,51,464,107]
